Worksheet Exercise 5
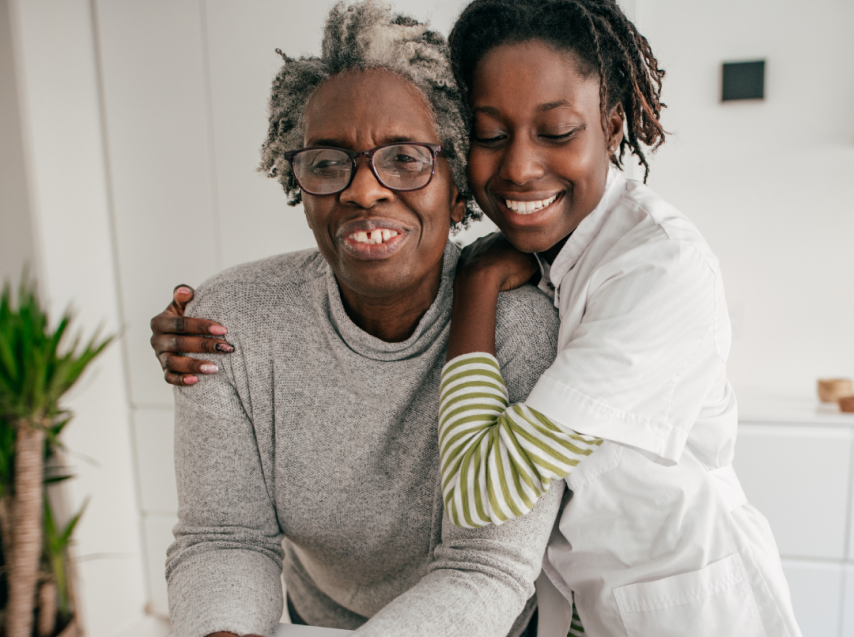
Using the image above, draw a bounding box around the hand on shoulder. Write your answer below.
[149,285,234,386]
[455,232,538,293]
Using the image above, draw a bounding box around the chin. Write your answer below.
[344,267,412,297]
[513,238,552,254]
[488,224,547,254]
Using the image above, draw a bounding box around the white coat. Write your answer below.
[528,169,802,637]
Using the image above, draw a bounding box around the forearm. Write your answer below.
[168,549,283,637]
[170,389,285,637]
[354,485,563,637]
[354,570,525,637]
[440,353,601,529]
[447,270,502,360]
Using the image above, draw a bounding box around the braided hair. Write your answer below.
[449,0,666,181]
[260,0,480,229]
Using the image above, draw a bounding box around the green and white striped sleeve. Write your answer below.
[439,352,603,529]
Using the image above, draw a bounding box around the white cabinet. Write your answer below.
[841,566,854,637]
[736,391,854,636]
[734,425,852,559]
[782,560,843,637]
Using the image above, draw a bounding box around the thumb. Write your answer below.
[170,284,195,315]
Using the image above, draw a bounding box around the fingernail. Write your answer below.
[184,375,198,385]
[209,325,228,336]
[176,286,192,296]
[200,364,219,374]
[216,342,234,353]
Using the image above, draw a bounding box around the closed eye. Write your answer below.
[472,133,507,145]
[539,126,585,142]
[540,129,579,142]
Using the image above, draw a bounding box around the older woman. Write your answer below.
[154,3,562,637]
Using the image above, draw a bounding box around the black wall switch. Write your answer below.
[721,60,765,101]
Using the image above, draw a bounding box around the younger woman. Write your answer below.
[438,1,802,635]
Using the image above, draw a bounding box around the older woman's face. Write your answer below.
[301,69,465,302]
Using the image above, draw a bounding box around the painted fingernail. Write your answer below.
[176,286,192,296]
[200,364,219,374]
[215,342,234,353]
[184,375,198,385]
[209,325,228,336]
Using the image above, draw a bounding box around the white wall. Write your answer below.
[0,0,36,286]
[638,0,854,393]
[7,0,147,634]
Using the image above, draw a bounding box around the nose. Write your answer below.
[499,137,545,185]
[339,159,394,208]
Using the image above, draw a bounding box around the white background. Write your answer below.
[1,0,852,635]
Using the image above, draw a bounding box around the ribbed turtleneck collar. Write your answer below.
[325,241,459,361]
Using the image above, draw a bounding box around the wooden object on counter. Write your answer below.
[818,378,853,403]
[840,396,854,413]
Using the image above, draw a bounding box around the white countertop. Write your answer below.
[736,388,854,425]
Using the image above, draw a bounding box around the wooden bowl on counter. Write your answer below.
[818,378,853,403]
[840,396,854,413]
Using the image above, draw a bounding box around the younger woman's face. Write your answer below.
[467,39,623,255]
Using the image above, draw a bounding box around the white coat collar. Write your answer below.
[536,167,626,292]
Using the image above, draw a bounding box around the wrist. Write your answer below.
[447,277,499,361]
[454,264,504,294]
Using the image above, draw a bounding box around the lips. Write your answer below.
[336,218,409,260]
[350,229,399,245]
[493,191,565,228]
[504,194,559,215]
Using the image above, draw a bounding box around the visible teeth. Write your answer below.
[504,194,559,215]
[349,229,400,244]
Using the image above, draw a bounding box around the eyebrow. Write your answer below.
[472,106,501,116]
[305,135,419,148]
[537,101,572,112]
[472,102,575,116]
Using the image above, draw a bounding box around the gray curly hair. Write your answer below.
[259,0,480,229]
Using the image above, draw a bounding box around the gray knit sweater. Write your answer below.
[167,242,563,637]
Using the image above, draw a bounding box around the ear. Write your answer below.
[449,183,467,225]
[606,103,625,154]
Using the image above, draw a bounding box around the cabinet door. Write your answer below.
[734,425,852,560]
[783,560,842,637]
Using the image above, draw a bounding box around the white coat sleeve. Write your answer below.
[526,239,723,465]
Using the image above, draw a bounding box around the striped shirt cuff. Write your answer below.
[439,353,602,529]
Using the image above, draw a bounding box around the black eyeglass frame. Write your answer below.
[284,142,443,196]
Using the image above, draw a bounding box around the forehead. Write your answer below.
[471,40,599,114]
[304,68,438,147]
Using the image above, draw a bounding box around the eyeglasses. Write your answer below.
[284,143,442,196]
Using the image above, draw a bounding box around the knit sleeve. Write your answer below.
[439,352,602,529]
[166,281,285,637]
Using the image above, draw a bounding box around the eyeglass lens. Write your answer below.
[292,144,435,195]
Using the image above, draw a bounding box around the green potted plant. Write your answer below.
[0,275,112,637]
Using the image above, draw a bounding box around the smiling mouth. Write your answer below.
[348,229,400,245]
[504,194,560,215]
[337,218,409,260]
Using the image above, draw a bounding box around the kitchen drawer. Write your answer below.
[782,559,843,637]
[735,425,852,560]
